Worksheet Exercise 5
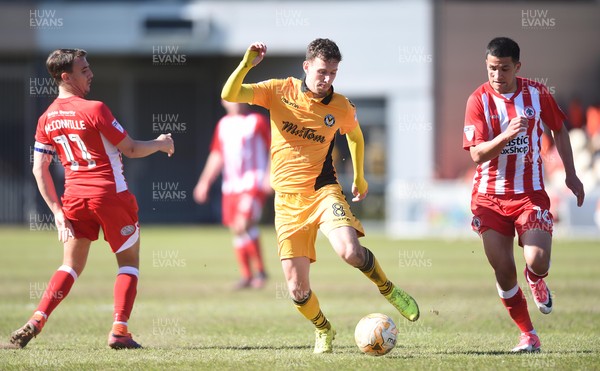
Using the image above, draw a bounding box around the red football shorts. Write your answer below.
[471,190,553,244]
[61,190,140,253]
[222,191,265,227]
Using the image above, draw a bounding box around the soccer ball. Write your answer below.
[354,313,398,356]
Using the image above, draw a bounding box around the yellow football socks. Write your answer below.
[293,290,330,330]
[360,248,394,296]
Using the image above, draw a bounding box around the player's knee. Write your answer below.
[340,245,364,267]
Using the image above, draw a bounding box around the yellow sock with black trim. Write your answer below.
[359,247,394,296]
[292,290,330,330]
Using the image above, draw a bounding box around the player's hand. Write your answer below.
[54,211,74,243]
[157,133,175,157]
[503,116,528,141]
[352,178,369,202]
[193,182,209,204]
[242,42,267,67]
[566,175,585,207]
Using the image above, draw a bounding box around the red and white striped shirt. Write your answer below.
[463,77,566,195]
[211,112,270,195]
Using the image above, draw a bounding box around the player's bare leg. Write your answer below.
[521,229,553,314]
[328,226,419,321]
[108,238,142,349]
[327,226,365,266]
[281,257,311,303]
[281,257,335,353]
[10,238,91,348]
[482,230,518,290]
[482,230,540,352]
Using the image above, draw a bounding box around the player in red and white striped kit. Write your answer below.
[194,100,271,289]
[463,37,584,353]
[10,49,174,349]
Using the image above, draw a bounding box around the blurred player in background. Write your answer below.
[193,100,271,289]
[10,49,174,349]
[222,38,419,353]
[463,37,585,353]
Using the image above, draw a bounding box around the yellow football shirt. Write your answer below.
[250,77,358,193]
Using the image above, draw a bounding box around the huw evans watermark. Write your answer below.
[152,45,187,66]
[521,9,556,30]
[152,249,187,268]
[399,46,432,64]
[152,181,187,202]
[275,8,310,27]
[152,113,187,134]
[29,77,58,97]
[30,9,63,29]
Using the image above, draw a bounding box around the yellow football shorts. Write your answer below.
[275,184,365,262]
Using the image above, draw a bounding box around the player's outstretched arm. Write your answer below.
[346,125,369,202]
[221,42,267,103]
[117,133,175,159]
[32,150,74,242]
[552,123,585,206]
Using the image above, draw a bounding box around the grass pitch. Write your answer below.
[0,225,599,370]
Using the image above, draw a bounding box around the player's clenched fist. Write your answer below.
[157,133,175,157]
[352,178,369,202]
[242,42,267,68]
[504,116,528,141]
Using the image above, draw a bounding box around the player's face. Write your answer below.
[62,56,93,96]
[303,57,338,98]
[485,55,521,94]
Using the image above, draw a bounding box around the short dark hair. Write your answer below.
[486,37,520,63]
[306,38,342,62]
[46,48,88,85]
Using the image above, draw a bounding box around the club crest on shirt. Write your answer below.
[324,114,335,127]
[464,125,475,142]
[523,106,536,119]
[112,119,125,133]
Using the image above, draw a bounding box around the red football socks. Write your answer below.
[499,285,534,333]
[246,238,265,274]
[235,247,252,280]
[525,265,548,283]
[113,266,139,323]
[36,265,77,317]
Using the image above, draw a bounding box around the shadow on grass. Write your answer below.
[3,343,594,357]
[404,349,597,356]
[0,343,20,350]
[181,344,313,351]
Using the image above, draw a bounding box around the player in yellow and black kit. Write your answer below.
[222,38,419,353]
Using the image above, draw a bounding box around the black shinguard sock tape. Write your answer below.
[292,290,312,306]
[359,247,375,273]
